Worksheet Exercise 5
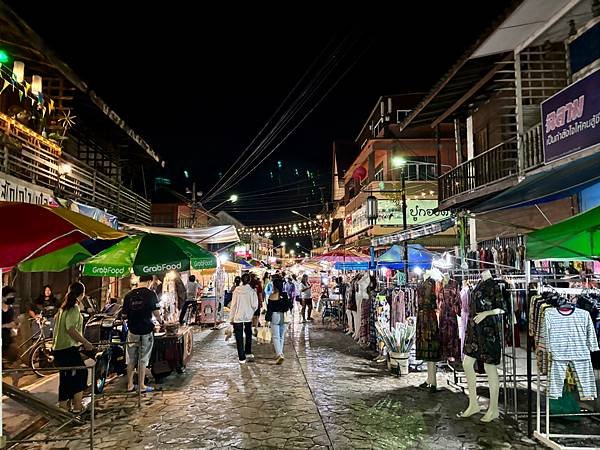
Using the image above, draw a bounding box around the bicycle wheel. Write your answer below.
[30,339,56,377]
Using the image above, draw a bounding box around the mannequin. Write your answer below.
[459,269,505,422]
[353,273,370,341]
[415,269,442,392]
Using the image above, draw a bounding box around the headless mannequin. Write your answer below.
[459,269,504,422]
[354,273,370,342]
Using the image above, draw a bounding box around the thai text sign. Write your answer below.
[378,200,450,226]
[542,68,600,163]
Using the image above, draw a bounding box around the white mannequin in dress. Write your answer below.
[458,269,504,422]
[353,272,371,341]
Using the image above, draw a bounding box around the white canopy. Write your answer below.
[122,224,239,244]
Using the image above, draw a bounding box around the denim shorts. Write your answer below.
[126,332,154,366]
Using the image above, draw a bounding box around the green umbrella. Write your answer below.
[82,234,217,277]
[18,238,123,272]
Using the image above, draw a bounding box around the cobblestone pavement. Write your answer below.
[27,319,543,449]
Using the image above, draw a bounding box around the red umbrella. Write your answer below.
[0,202,125,269]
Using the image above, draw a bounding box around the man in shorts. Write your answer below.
[123,275,164,393]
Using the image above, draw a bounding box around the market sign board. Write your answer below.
[378,200,451,226]
[344,200,450,238]
[0,172,55,205]
[542,68,600,163]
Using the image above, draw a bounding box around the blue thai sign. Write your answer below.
[334,262,369,271]
[542,68,600,163]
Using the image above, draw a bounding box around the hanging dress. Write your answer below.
[438,279,461,361]
[415,278,440,361]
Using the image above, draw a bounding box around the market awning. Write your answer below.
[472,149,600,214]
[122,224,239,244]
[377,244,433,269]
[526,204,600,261]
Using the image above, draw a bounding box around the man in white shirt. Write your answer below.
[179,275,201,325]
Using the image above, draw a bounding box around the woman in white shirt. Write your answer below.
[229,273,259,364]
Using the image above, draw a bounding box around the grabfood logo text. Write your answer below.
[141,262,182,273]
[90,266,127,276]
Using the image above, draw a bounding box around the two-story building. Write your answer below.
[0,5,163,302]
[395,0,600,253]
[331,94,457,249]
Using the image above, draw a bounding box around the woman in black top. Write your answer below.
[267,275,292,364]
[29,285,57,337]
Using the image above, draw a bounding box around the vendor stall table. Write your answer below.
[150,326,194,381]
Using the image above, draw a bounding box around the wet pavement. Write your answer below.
[22,317,543,449]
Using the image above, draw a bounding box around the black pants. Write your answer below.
[233,322,252,361]
[179,300,197,325]
[54,346,87,402]
[301,299,313,321]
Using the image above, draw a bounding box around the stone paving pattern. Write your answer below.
[25,318,546,449]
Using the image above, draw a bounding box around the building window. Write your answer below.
[405,156,437,181]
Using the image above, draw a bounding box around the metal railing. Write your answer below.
[439,138,519,201]
[0,113,151,224]
[523,122,544,170]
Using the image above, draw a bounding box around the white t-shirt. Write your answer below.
[186,281,200,300]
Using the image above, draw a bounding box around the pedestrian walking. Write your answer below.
[300,274,313,322]
[123,275,165,393]
[229,273,258,364]
[266,274,292,364]
[52,281,95,412]
[249,273,263,335]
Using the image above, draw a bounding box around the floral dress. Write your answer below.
[463,278,505,366]
[416,278,440,361]
[437,279,461,361]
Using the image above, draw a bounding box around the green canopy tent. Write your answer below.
[82,234,217,277]
[526,204,600,261]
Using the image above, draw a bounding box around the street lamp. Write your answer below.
[392,157,409,284]
[207,194,238,213]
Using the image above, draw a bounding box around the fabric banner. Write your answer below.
[58,198,118,229]
[371,217,455,247]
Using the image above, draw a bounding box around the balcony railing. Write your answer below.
[523,123,544,170]
[439,138,518,202]
[0,112,151,224]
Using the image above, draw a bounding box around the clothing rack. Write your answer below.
[527,261,600,449]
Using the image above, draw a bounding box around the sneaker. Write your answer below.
[276,355,284,365]
[246,354,255,361]
[239,359,247,364]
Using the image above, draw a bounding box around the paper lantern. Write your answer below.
[352,166,367,181]
[367,195,378,225]
[31,75,42,95]
[12,61,24,83]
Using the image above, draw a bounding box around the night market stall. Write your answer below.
[525,205,600,450]
[83,234,217,380]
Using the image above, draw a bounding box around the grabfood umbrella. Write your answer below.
[0,202,125,269]
[83,234,217,277]
[18,238,124,272]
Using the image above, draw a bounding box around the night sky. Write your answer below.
[8,1,514,226]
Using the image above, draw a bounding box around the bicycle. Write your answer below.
[16,316,56,377]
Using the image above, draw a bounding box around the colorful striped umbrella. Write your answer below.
[0,202,125,269]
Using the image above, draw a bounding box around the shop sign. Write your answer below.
[0,173,56,205]
[378,200,451,226]
[234,245,248,257]
[542,68,600,163]
[344,204,368,237]
[334,261,369,271]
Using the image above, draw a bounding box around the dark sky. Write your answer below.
[8,1,513,226]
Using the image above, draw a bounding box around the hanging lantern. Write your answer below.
[31,75,42,95]
[12,61,24,83]
[352,166,367,181]
[367,195,378,225]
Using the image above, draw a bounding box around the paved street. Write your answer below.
[24,315,542,450]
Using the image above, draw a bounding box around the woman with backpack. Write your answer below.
[266,274,292,365]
